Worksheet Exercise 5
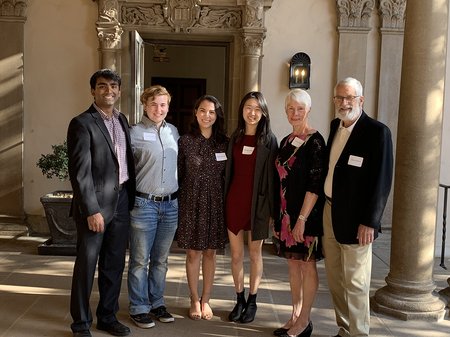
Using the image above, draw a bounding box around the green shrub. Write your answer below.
[36,141,69,181]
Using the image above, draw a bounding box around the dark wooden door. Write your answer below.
[151,77,206,135]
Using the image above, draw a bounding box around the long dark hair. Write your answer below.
[234,91,272,144]
[190,95,227,143]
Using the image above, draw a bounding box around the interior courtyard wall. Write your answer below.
[262,0,338,140]
[23,0,99,231]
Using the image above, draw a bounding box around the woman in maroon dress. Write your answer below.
[177,95,229,321]
[224,91,278,323]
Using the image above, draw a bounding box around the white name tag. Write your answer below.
[215,152,227,161]
[348,155,364,167]
[291,137,304,148]
[143,132,157,141]
[242,146,255,155]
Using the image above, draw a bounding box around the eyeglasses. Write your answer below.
[333,95,360,103]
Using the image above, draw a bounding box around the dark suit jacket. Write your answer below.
[327,111,393,244]
[224,131,279,241]
[67,104,136,224]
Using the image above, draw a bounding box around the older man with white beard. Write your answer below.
[323,77,393,337]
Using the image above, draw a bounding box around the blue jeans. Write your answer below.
[128,196,178,315]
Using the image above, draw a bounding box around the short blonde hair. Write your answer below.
[140,85,171,105]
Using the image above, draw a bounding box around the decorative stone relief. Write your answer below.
[195,7,241,29]
[163,0,200,32]
[379,0,406,30]
[336,0,375,28]
[243,0,264,28]
[97,0,123,49]
[121,2,245,32]
[242,35,264,56]
[0,0,27,17]
[121,5,168,27]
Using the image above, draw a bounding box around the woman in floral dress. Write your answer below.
[177,95,229,321]
[273,89,326,337]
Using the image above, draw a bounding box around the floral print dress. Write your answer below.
[275,131,326,261]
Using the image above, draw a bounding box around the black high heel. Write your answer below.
[279,321,313,337]
[228,290,246,322]
[273,327,289,336]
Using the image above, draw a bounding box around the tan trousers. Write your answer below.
[322,201,372,337]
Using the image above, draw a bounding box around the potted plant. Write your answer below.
[36,141,76,255]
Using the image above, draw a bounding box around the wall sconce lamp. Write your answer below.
[289,52,311,89]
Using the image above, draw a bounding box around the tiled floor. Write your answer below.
[0,225,450,337]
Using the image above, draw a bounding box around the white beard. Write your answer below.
[335,104,361,123]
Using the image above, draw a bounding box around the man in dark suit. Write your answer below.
[323,77,393,337]
[67,69,136,337]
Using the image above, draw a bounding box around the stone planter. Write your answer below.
[37,190,77,255]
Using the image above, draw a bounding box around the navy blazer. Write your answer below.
[67,104,136,224]
[326,111,393,244]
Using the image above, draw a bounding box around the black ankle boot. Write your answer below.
[240,293,257,323]
[228,290,246,322]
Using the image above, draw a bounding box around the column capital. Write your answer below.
[96,0,122,49]
[336,0,375,29]
[241,31,265,56]
[379,0,406,30]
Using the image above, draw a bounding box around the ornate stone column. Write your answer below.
[371,0,447,320]
[335,0,375,84]
[241,0,265,94]
[96,0,123,71]
[376,0,407,227]
[0,0,27,222]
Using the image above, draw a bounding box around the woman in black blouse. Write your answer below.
[273,89,326,337]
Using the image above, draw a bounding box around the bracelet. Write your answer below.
[298,214,308,222]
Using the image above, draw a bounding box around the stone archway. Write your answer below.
[94,0,274,130]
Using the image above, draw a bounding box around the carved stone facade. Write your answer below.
[195,7,241,29]
[379,0,406,30]
[117,0,268,33]
[0,0,27,18]
[97,0,123,49]
[94,0,272,113]
[243,0,264,28]
[163,0,201,32]
[121,5,168,27]
[336,0,375,28]
[95,0,271,59]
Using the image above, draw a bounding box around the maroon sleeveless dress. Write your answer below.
[226,135,257,235]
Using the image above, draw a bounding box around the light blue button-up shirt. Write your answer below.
[131,114,179,195]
